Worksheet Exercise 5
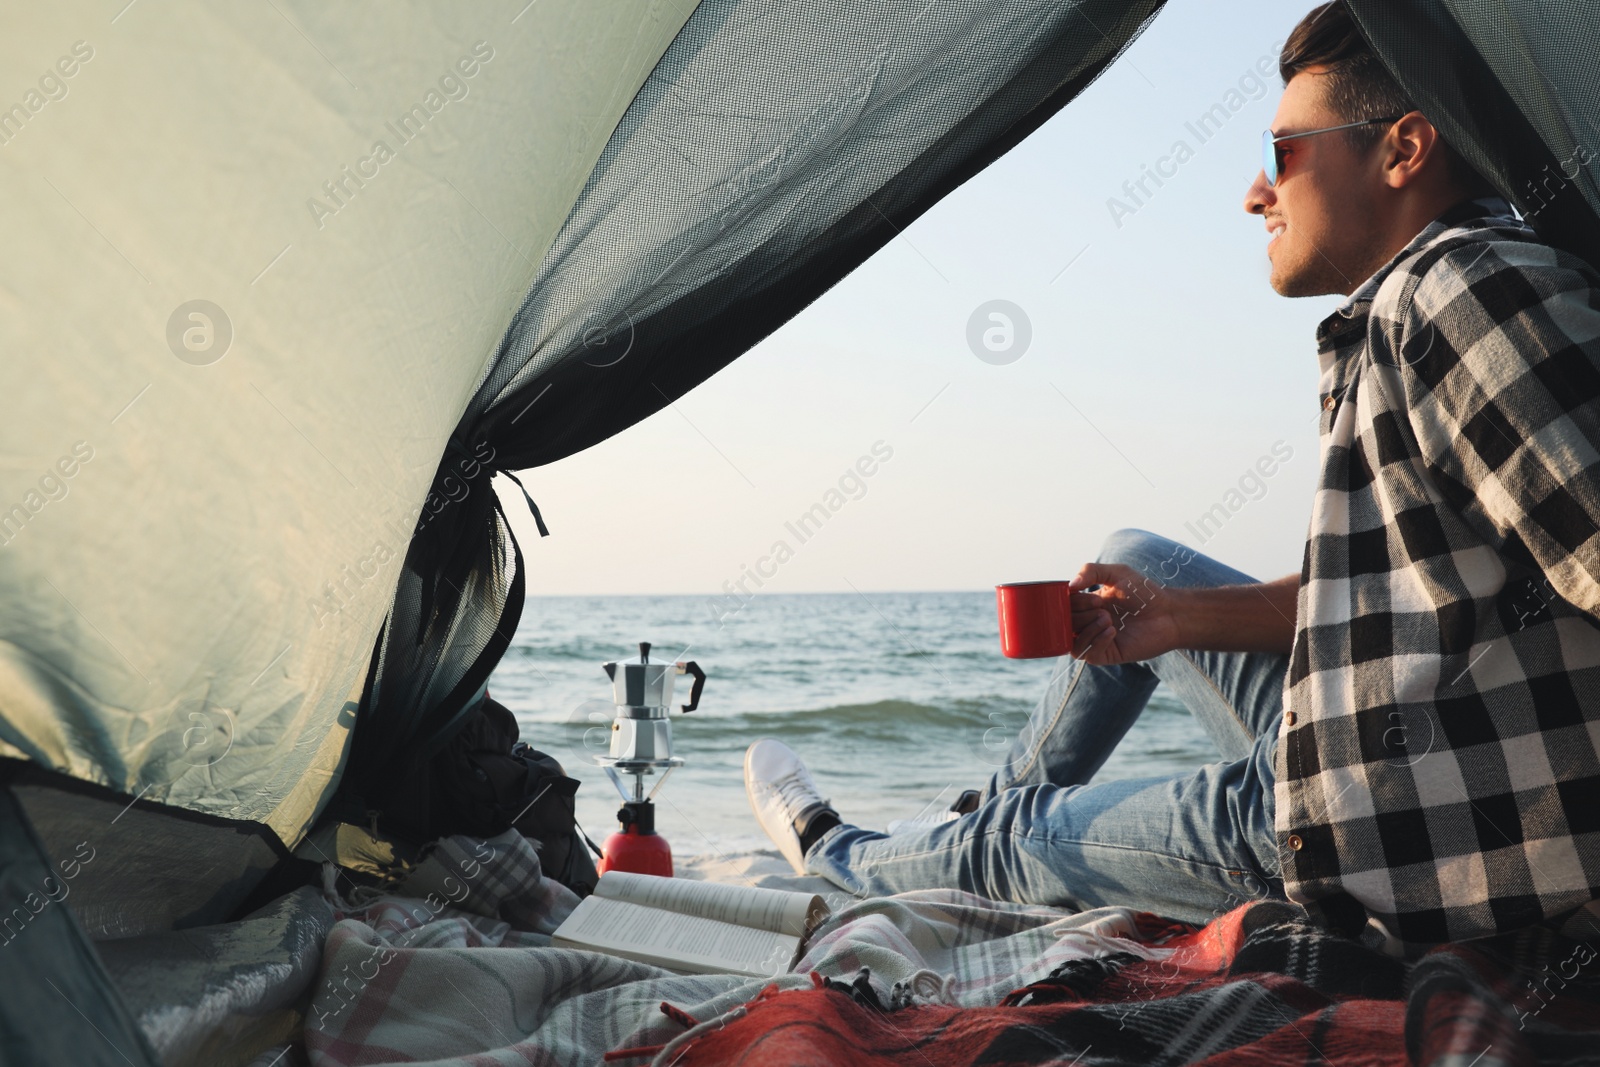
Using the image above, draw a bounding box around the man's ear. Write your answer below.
[1382,112,1439,190]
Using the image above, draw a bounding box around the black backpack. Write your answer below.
[369,695,599,896]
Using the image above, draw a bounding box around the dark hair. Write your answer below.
[1280,3,1495,196]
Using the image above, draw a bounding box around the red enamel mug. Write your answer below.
[995,581,1075,659]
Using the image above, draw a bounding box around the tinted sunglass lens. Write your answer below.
[1262,130,1277,185]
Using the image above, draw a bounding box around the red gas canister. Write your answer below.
[597,800,673,877]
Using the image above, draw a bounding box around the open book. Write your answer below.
[551,871,830,978]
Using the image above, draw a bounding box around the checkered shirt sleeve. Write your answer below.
[1276,199,1600,955]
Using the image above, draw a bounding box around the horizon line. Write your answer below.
[523,586,1032,598]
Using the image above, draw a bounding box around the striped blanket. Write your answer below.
[296,833,1600,1066]
[663,904,1600,1067]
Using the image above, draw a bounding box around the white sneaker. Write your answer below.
[744,739,835,875]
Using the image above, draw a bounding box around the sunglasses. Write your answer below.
[1262,116,1406,186]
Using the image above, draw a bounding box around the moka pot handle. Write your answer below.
[677,662,705,713]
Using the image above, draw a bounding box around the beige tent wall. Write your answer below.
[0,0,698,844]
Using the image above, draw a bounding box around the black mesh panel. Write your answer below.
[350,0,1173,798]
[1347,0,1600,272]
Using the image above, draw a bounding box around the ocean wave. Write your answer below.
[720,699,979,732]
[518,697,1028,742]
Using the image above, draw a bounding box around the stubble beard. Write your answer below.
[1269,231,1361,298]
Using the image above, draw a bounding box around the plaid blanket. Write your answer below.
[664,902,1600,1067]
[303,834,1170,1065]
[300,834,1600,1066]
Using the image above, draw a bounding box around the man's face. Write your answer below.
[1244,66,1389,298]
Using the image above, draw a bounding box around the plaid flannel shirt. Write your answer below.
[1275,196,1600,954]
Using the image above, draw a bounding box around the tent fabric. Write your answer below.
[349,0,1172,805]
[1347,0,1600,273]
[0,4,698,1056]
[0,784,159,1067]
[96,886,334,1067]
[0,0,698,847]
[5,764,289,940]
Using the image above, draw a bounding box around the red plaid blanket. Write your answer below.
[653,902,1600,1067]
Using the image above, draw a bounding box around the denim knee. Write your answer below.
[1096,528,1180,571]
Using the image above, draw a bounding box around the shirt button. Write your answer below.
[1322,395,1337,411]
[1285,710,1297,726]
[1287,834,1304,851]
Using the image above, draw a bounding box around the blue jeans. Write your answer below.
[805,529,1291,924]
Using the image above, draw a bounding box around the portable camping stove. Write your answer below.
[594,641,705,876]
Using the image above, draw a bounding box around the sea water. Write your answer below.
[489,591,1218,856]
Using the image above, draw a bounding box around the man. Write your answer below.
[745,1,1600,955]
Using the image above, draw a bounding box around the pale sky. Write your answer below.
[503,0,1347,596]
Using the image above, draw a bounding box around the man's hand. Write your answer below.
[1068,565,1301,665]
[1069,563,1184,665]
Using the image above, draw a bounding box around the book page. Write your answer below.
[552,896,800,977]
[594,871,825,936]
